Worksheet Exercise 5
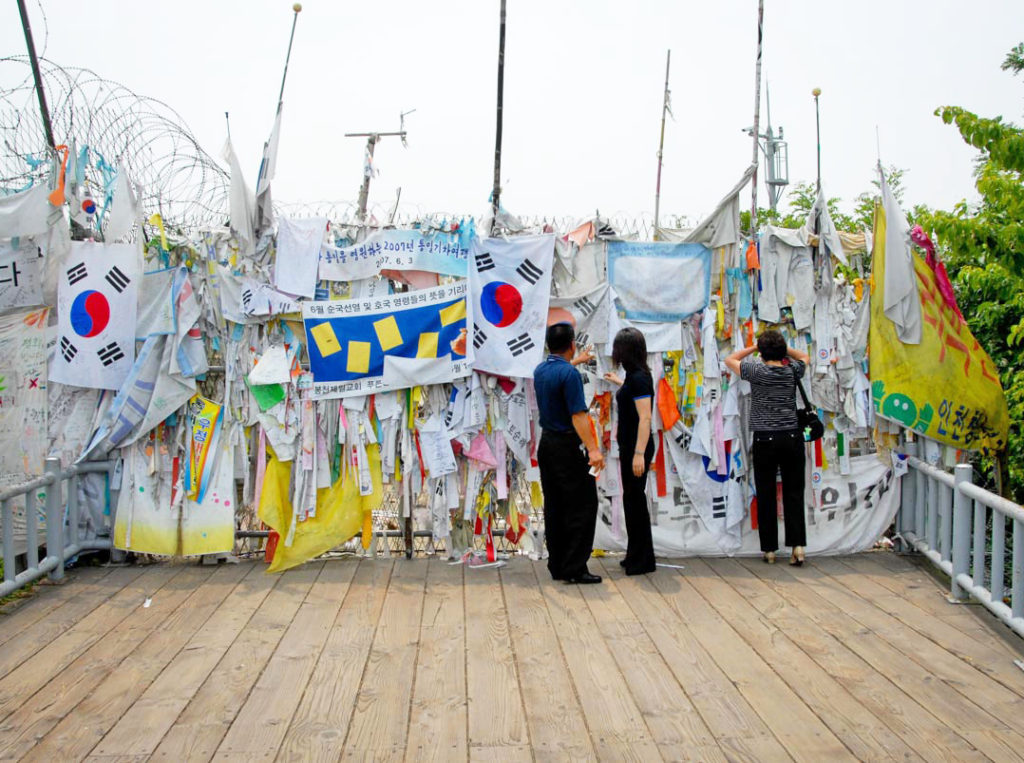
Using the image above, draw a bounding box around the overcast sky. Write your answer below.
[3,0,1024,226]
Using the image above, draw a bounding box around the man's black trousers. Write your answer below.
[538,430,598,580]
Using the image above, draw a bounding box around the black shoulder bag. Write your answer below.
[794,368,825,441]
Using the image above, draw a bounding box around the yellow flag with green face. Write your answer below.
[869,204,1008,453]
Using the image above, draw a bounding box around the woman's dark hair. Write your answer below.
[546,322,575,354]
[757,328,788,361]
[611,327,649,372]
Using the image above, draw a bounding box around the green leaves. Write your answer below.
[924,43,1024,497]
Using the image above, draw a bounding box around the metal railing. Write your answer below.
[1,457,114,598]
[898,441,1024,639]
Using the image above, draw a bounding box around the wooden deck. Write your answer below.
[0,552,1023,762]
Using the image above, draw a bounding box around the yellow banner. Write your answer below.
[185,395,223,502]
[869,205,1008,453]
[258,443,383,573]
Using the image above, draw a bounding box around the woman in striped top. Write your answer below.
[725,329,810,566]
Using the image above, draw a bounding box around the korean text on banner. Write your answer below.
[49,241,140,390]
[0,309,48,485]
[869,203,1008,452]
[469,233,555,378]
[303,280,472,399]
[607,240,712,322]
[319,229,470,281]
[0,240,43,313]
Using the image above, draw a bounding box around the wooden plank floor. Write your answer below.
[1,552,1023,762]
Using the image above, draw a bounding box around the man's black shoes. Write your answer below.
[564,572,602,584]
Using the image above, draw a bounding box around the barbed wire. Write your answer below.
[1,56,688,240]
[0,55,229,231]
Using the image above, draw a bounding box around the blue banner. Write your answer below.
[303,281,471,399]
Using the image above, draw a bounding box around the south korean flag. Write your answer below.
[49,241,141,390]
[469,233,555,378]
[549,282,612,346]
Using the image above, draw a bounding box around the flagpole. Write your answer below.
[813,87,822,193]
[16,0,55,152]
[277,4,303,108]
[653,49,671,239]
[749,0,764,235]
[256,4,302,234]
[491,0,507,233]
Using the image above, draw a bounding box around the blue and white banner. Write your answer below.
[319,229,470,282]
[303,281,472,399]
[607,241,712,322]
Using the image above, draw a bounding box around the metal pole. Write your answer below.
[1,499,13,584]
[403,477,413,559]
[1012,518,1023,620]
[277,4,303,107]
[991,512,1005,605]
[356,134,378,222]
[972,478,987,589]
[813,88,821,192]
[16,0,56,151]
[654,49,671,237]
[491,0,507,232]
[749,0,764,234]
[950,463,973,600]
[44,457,64,582]
[939,479,952,563]
[914,438,926,538]
[345,130,406,224]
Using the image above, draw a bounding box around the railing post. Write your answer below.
[1013,518,1023,620]
[950,463,973,600]
[991,513,1006,606]
[899,442,915,537]
[914,439,926,540]
[926,469,938,552]
[67,471,79,549]
[1,498,13,584]
[939,481,953,564]
[44,457,64,582]
[972,479,987,590]
[25,489,39,570]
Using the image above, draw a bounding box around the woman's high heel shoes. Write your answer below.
[763,551,775,564]
[789,546,805,567]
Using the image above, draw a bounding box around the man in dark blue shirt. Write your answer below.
[533,322,605,584]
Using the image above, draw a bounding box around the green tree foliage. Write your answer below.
[741,170,904,235]
[917,44,1024,498]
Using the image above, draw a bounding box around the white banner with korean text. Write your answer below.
[595,453,898,557]
[319,229,470,281]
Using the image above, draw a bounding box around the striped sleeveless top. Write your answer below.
[740,357,805,432]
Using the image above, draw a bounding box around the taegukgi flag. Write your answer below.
[49,241,140,390]
[469,233,555,378]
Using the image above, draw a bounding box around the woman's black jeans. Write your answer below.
[751,429,807,552]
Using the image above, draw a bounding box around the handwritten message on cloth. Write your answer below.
[607,240,712,322]
[0,309,48,484]
[869,203,1008,452]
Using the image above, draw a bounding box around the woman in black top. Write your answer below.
[604,327,656,575]
[724,329,810,566]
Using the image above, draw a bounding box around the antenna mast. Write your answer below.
[654,49,671,238]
